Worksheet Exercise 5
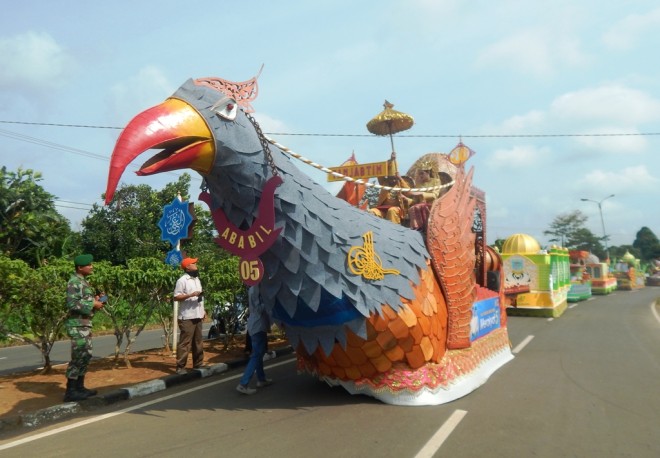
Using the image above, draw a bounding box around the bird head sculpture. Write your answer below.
[105,74,513,405]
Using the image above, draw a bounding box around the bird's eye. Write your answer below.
[211,96,238,121]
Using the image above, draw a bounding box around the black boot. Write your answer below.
[77,375,97,397]
[63,378,90,402]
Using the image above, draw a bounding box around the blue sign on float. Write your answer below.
[158,198,196,246]
[165,249,184,267]
[469,296,501,341]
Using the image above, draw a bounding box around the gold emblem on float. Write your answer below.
[348,231,400,280]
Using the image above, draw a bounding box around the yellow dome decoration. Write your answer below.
[501,233,541,255]
[621,250,636,264]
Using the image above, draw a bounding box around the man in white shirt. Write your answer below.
[173,257,206,374]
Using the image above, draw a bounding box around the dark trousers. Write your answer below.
[177,318,204,369]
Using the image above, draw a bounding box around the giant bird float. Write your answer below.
[105,73,513,405]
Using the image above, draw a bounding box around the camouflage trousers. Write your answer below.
[65,326,93,379]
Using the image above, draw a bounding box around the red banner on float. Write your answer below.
[198,176,283,285]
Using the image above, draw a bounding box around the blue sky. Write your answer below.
[1,0,658,250]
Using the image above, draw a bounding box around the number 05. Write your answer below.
[240,259,263,285]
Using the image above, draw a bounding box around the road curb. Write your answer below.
[0,346,294,433]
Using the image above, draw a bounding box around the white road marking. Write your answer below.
[414,409,467,458]
[587,297,596,302]
[569,304,578,309]
[512,335,534,354]
[546,318,554,322]
[651,301,660,326]
[0,357,7,360]
[0,358,296,451]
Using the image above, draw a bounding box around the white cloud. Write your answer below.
[485,84,660,155]
[549,85,660,154]
[0,31,75,90]
[491,110,546,134]
[106,66,174,123]
[550,84,660,125]
[602,7,660,51]
[252,112,289,134]
[579,165,658,192]
[572,126,648,154]
[476,28,586,78]
[485,144,549,170]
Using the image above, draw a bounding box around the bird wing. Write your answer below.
[426,166,477,349]
[257,148,431,355]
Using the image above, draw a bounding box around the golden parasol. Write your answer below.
[366,100,414,157]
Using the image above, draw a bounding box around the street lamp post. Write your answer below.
[580,194,615,262]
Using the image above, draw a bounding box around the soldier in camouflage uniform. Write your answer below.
[64,254,105,402]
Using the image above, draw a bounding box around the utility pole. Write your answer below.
[580,194,615,262]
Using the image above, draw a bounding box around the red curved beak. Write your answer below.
[105,98,215,204]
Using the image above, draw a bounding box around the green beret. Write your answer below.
[74,254,94,266]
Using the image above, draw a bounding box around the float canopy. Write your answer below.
[502,233,541,255]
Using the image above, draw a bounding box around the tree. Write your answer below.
[82,173,218,265]
[180,203,221,259]
[632,227,660,262]
[0,167,75,266]
[82,184,171,265]
[609,245,640,261]
[0,256,70,373]
[544,210,587,247]
[90,258,179,365]
[544,210,605,256]
[24,259,72,372]
[0,256,33,340]
[570,228,607,260]
[200,254,248,348]
[492,238,506,252]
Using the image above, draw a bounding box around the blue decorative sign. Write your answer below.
[165,248,184,267]
[469,296,501,341]
[158,198,196,246]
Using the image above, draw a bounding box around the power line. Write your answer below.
[1,129,202,212]
[0,128,201,181]
[53,203,93,211]
[1,119,659,138]
[266,132,660,138]
[0,128,109,161]
[55,199,96,208]
[0,120,121,130]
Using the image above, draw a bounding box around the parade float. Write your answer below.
[104,72,513,406]
[646,259,660,286]
[568,250,592,302]
[585,254,617,295]
[500,234,570,317]
[612,251,646,290]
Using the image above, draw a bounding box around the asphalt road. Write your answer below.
[0,324,213,375]
[1,288,658,457]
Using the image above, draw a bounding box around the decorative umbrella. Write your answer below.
[366,100,414,157]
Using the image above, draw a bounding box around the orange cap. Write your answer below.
[181,257,198,270]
